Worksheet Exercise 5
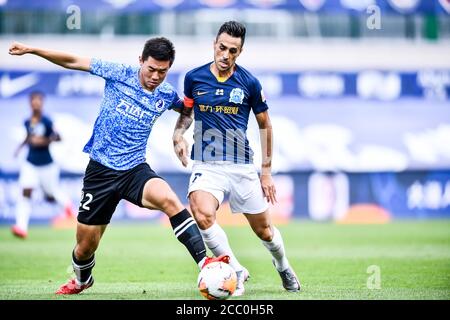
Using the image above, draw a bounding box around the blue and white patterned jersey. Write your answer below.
[84,58,182,170]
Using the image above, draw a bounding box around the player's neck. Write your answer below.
[31,112,42,121]
[210,63,235,82]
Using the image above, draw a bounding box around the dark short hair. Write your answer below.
[216,21,246,48]
[29,91,44,99]
[141,37,176,66]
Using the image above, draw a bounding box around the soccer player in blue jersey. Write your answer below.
[9,38,228,295]
[12,91,75,239]
[173,21,300,295]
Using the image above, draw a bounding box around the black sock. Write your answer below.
[170,209,206,264]
[72,250,95,284]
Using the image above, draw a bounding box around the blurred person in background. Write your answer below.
[12,91,76,239]
[173,21,300,296]
[8,38,228,295]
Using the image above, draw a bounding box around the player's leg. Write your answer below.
[12,188,33,238]
[56,223,107,294]
[189,190,246,269]
[190,190,249,296]
[229,164,300,292]
[12,162,38,238]
[121,163,227,269]
[244,211,300,292]
[188,164,247,277]
[141,178,230,268]
[73,222,106,272]
[56,160,119,294]
[243,211,281,262]
[39,163,76,224]
[188,163,248,271]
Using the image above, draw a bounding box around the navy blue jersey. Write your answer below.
[25,115,54,166]
[85,59,183,170]
[184,63,268,163]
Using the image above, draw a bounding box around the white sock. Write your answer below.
[198,257,207,269]
[262,226,290,272]
[46,188,73,216]
[200,223,244,272]
[15,197,32,231]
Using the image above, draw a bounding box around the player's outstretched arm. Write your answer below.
[13,135,29,158]
[172,106,193,167]
[8,42,91,71]
[256,111,277,204]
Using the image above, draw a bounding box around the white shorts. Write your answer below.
[19,161,60,196]
[188,161,269,214]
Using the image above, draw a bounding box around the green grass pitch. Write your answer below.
[0,220,449,300]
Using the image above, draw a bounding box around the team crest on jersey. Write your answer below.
[229,88,244,104]
[154,99,165,111]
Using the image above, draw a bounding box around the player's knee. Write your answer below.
[22,189,32,198]
[257,224,273,242]
[195,215,214,230]
[189,199,201,216]
[189,195,216,229]
[191,209,214,230]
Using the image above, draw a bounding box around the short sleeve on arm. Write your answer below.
[44,118,54,137]
[169,91,183,110]
[89,58,132,82]
[250,77,269,115]
[183,71,195,108]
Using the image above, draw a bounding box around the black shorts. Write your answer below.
[77,160,162,225]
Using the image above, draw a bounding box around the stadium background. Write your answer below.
[0,0,449,300]
[1,0,449,225]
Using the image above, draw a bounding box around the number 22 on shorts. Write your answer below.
[80,191,94,211]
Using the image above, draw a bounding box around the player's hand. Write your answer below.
[260,174,277,205]
[8,42,31,56]
[29,136,49,147]
[173,135,189,167]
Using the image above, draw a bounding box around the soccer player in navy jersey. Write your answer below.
[9,38,228,295]
[12,91,75,239]
[173,21,300,296]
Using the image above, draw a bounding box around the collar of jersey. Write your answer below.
[209,63,236,83]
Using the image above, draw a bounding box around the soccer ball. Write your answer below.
[197,261,237,300]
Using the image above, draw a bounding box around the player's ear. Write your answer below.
[139,56,143,66]
[238,39,244,53]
